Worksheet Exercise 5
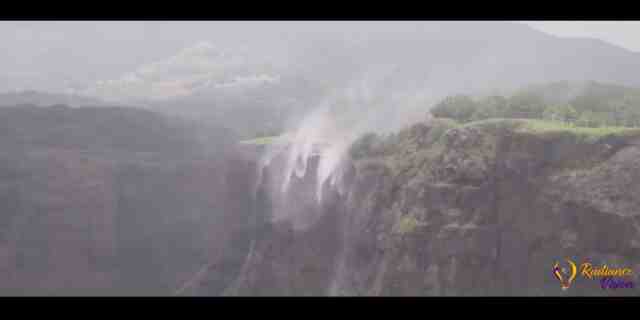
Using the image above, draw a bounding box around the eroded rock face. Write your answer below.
[0,105,255,296]
[5,114,637,296]
[226,120,640,296]
[0,148,255,296]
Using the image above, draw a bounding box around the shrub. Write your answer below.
[430,95,477,123]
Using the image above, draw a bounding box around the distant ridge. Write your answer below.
[0,90,117,108]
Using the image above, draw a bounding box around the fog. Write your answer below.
[3,21,639,98]
[5,20,640,227]
[1,21,639,296]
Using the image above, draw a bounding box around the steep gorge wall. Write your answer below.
[226,119,640,296]
[2,116,638,296]
[0,147,255,296]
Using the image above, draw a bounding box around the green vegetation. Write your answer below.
[239,133,292,146]
[516,119,640,143]
[430,81,640,129]
[459,118,523,131]
[459,118,640,144]
[393,215,427,235]
[349,132,394,159]
[349,118,459,161]
[431,95,478,123]
[239,136,280,145]
[542,104,578,123]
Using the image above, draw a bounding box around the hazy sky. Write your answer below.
[1,21,640,98]
[522,21,640,52]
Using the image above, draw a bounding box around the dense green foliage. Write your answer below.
[431,95,478,123]
[430,81,640,128]
[349,118,458,162]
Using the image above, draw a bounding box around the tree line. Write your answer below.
[430,81,640,128]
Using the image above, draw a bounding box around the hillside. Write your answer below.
[221,117,640,296]
[133,22,640,139]
[0,90,112,108]
[4,20,640,296]
[430,81,640,128]
[0,104,234,155]
[1,86,639,295]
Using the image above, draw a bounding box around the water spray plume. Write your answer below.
[258,67,434,230]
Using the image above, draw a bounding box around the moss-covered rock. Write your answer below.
[228,118,640,296]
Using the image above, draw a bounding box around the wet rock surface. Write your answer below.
[222,120,640,296]
[2,107,638,296]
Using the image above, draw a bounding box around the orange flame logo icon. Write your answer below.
[553,259,578,290]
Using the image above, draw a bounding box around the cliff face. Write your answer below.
[0,147,255,296]
[0,106,253,296]
[2,105,639,296]
[226,119,640,296]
